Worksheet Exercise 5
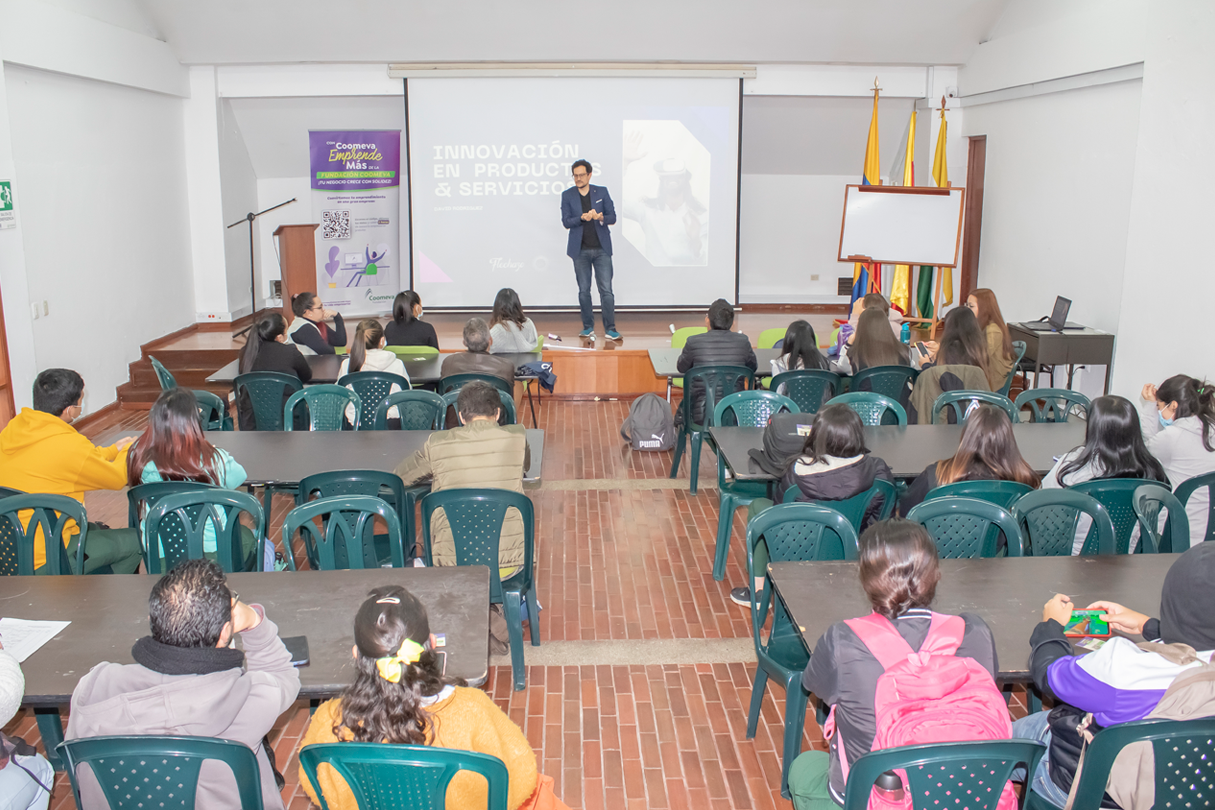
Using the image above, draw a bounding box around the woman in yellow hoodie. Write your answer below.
[298,586,541,810]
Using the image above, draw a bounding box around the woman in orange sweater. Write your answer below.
[299,586,539,810]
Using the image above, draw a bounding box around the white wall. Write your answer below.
[0,58,38,410]
[3,65,195,413]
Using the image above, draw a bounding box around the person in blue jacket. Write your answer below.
[561,159,620,341]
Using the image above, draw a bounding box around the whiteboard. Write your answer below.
[837,185,965,267]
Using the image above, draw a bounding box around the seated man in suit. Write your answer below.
[440,317,516,385]
[675,298,758,425]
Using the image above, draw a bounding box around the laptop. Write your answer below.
[1025,296,1084,331]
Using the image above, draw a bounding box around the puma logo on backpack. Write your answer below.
[620,393,675,451]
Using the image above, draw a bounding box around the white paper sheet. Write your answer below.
[0,617,71,662]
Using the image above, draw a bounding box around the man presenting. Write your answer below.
[561,159,620,341]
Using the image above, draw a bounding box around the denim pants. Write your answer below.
[572,247,615,331]
[1010,710,1071,808]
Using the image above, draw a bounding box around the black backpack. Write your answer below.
[746,412,813,476]
[620,393,676,451]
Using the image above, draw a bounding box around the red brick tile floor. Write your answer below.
[7,400,1030,810]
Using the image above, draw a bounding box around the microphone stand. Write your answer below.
[227,197,297,339]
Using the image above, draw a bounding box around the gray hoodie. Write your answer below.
[65,610,299,810]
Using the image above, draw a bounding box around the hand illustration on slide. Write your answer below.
[324,246,340,278]
[623,130,647,171]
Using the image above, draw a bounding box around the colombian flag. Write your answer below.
[852,87,881,306]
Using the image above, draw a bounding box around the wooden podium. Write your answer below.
[273,223,318,319]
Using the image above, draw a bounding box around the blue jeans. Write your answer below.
[1010,710,1070,808]
[572,248,615,331]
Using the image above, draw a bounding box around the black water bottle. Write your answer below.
[874,770,905,801]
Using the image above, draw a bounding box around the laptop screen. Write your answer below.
[1049,296,1072,330]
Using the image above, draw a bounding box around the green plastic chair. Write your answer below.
[439,389,517,426]
[298,742,509,810]
[193,390,233,431]
[932,390,1018,424]
[780,478,898,531]
[148,355,177,390]
[826,392,908,426]
[757,327,786,349]
[745,503,859,797]
[338,371,410,431]
[374,390,447,430]
[1014,388,1091,423]
[283,495,405,571]
[844,740,1046,810]
[924,480,1035,510]
[770,370,842,414]
[297,471,417,567]
[1174,470,1215,544]
[0,494,87,576]
[905,496,1024,558]
[438,373,513,398]
[851,365,919,414]
[710,391,798,581]
[420,489,538,691]
[997,340,1028,397]
[669,365,755,494]
[234,371,303,431]
[1025,718,1215,810]
[1011,489,1116,556]
[1071,479,1169,555]
[285,384,362,431]
[58,735,265,810]
[386,344,440,358]
[1131,483,1189,553]
[127,481,218,541]
[144,489,265,574]
[669,326,708,392]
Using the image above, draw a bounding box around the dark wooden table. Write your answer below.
[769,555,1174,681]
[208,429,545,484]
[1008,323,1114,394]
[711,421,1086,481]
[206,352,542,386]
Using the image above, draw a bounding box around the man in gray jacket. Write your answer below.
[65,560,300,810]
[676,298,758,424]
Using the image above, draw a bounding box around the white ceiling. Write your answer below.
[135,0,1010,67]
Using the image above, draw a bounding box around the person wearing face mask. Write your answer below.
[1139,374,1215,541]
[384,291,438,349]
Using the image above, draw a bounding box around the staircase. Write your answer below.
[116,324,245,409]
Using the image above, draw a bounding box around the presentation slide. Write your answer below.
[407,77,740,308]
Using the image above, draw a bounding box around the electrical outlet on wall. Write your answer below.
[30,302,39,320]
[811,274,820,281]
[41,300,48,316]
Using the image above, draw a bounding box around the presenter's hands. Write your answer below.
[1086,600,1148,635]
[1043,593,1074,627]
[1141,383,1158,402]
[581,211,594,222]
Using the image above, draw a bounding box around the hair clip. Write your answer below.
[376,596,401,604]
[375,638,426,683]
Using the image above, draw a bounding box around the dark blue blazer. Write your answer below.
[561,184,616,258]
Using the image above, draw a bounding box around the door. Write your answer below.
[0,283,16,427]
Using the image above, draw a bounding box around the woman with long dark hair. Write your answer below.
[838,307,911,374]
[285,291,347,355]
[488,288,539,353]
[299,586,545,810]
[966,289,1016,390]
[1140,374,1215,541]
[237,313,311,430]
[900,404,1039,514]
[770,320,830,376]
[384,290,438,349]
[923,306,991,381]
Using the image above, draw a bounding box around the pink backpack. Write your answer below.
[826,612,1016,810]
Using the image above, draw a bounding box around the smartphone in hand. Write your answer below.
[1064,610,1111,638]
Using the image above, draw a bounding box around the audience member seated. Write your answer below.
[787,518,1001,808]
[339,319,409,426]
[900,404,1039,515]
[441,318,516,386]
[286,291,347,356]
[1139,374,1215,540]
[65,559,300,810]
[770,320,831,377]
[237,313,313,431]
[128,389,259,568]
[489,287,540,353]
[1042,395,1167,553]
[966,289,1017,391]
[919,305,991,379]
[0,369,141,574]
[384,290,439,349]
[675,298,758,425]
[1,640,52,810]
[299,586,548,810]
[908,307,992,423]
[1012,542,1215,809]
[730,404,895,607]
[395,382,530,574]
[836,307,912,376]
[836,292,902,352]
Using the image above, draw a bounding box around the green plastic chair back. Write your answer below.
[297,471,414,568]
[1011,489,1116,556]
[843,740,1046,810]
[283,495,404,571]
[148,355,177,391]
[420,488,538,691]
[298,742,509,810]
[234,371,303,431]
[905,496,1024,558]
[770,370,842,414]
[826,392,907,426]
[997,340,1028,397]
[144,489,265,574]
[713,390,797,427]
[925,480,1035,510]
[670,365,755,494]
[374,390,446,430]
[440,389,516,426]
[757,327,786,349]
[1043,718,1215,810]
[285,384,361,431]
[850,365,919,413]
[193,390,233,431]
[1071,479,1167,555]
[1173,470,1215,544]
[1014,387,1091,423]
[931,390,1018,424]
[127,481,218,542]
[58,735,265,810]
[386,345,440,358]
[338,371,410,431]
[1131,483,1189,553]
[438,373,513,397]
[781,478,898,531]
[669,326,707,389]
[0,494,86,576]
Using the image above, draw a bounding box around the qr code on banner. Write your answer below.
[321,210,351,240]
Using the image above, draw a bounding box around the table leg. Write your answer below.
[525,383,538,428]
[35,707,65,770]
[1066,364,1076,390]
[666,377,672,403]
